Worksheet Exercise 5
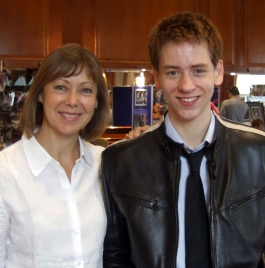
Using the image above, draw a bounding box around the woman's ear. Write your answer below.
[38,93,43,103]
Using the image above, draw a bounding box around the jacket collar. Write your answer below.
[153,114,218,163]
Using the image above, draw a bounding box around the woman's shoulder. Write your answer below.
[81,138,105,155]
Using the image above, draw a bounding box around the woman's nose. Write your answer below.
[65,91,78,107]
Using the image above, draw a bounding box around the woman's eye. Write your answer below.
[55,85,66,90]
[82,88,93,94]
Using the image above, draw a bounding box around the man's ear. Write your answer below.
[214,60,224,87]
[153,68,162,89]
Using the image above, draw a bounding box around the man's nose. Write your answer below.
[178,73,196,92]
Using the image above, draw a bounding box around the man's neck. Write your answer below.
[231,95,240,99]
[168,110,212,150]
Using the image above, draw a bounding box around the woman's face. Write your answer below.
[39,68,98,137]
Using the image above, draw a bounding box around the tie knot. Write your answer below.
[182,147,205,172]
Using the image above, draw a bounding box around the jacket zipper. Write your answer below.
[112,191,159,210]
[229,188,265,211]
[206,151,217,267]
[174,152,182,268]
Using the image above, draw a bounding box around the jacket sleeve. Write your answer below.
[101,154,136,268]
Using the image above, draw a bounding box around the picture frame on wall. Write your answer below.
[135,89,147,106]
[244,102,265,122]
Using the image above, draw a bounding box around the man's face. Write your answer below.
[153,42,223,124]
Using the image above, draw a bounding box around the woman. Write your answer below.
[0,43,109,267]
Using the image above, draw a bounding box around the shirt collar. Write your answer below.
[22,134,53,177]
[78,137,92,166]
[22,135,91,177]
[165,111,215,152]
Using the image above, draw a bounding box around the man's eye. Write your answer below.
[167,71,177,76]
[195,69,205,74]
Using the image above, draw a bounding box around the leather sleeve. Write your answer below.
[101,153,136,268]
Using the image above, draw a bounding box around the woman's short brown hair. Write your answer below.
[148,12,223,71]
[20,43,109,142]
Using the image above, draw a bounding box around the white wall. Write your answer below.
[236,74,265,95]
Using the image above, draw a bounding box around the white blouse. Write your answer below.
[0,135,107,268]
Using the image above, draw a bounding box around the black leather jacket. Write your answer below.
[102,115,265,268]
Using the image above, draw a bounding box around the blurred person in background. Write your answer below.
[220,85,248,122]
[252,118,264,131]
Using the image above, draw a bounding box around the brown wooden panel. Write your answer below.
[3,60,41,69]
[47,0,96,54]
[62,0,83,45]
[233,0,245,68]
[0,0,46,59]
[219,74,236,105]
[47,0,63,54]
[96,0,206,66]
[82,0,96,52]
[210,0,235,66]
[245,0,265,66]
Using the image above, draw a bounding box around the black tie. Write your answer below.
[182,146,212,268]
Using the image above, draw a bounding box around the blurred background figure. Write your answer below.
[252,118,264,131]
[0,70,11,92]
[220,85,248,122]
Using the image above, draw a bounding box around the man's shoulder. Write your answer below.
[216,115,265,139]
[103,128,158,159]
[222,99,233,106]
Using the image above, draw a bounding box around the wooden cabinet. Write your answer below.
[47,0,96,55]
[0,0,96,62]
[245,0,265,69]
[0,0,47,60]
[210,0,248,73]
[96,0,210,69]
[1,0,265,72]
[211,0,265,73]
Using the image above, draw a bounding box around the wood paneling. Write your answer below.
[82,0,96,52]
[62,1,84,45]
[96,0,210,68]
[210,0,235,67]
[47,0,96,54]
[245,0,265,67]
[1,0,265,73]
[47,0,63,54]
[219,74,236,106]
[0,0,46,59]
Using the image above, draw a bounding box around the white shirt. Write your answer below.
[0,135,107,268]
[164,113,215,268]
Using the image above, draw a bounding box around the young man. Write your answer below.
[219,85,248,122]
[102,12,265,267]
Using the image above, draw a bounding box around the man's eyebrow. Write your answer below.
[162,65,180,70]
[162,63,209,70]
[191,63,208,68]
